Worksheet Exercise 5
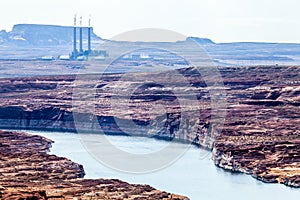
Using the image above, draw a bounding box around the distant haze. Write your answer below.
[1,0,300,43]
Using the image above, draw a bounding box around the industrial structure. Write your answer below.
[39,15,108,61]
[70,15,93,60]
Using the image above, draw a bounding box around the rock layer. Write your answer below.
[0,130,188,199]
[0,65,299,188]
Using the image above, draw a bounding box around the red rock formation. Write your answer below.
[0,130,188,199]
[0,65,299,188]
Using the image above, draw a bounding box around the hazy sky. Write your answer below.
[1,0,299,43]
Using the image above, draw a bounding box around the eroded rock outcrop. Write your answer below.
[0,65,299,188]
[0,130,188,199]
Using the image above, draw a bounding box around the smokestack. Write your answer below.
[73,27,77,55]
[88,16,91,52]
[79,27,83,53]
[73,15,77,58]
[79,16,83,53]
[88,27,91,52]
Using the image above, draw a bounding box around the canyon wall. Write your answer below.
[0,66,299,187]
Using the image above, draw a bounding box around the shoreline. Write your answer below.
[5,125,300,189]
[0,129,188,199]
[0,66,299,189]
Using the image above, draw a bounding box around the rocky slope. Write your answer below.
[211,66,300,187]
[0,130,188,199]
[0,65,299,188]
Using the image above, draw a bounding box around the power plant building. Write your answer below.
[71,15,93,60]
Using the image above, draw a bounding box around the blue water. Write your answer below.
[19,130,300,200]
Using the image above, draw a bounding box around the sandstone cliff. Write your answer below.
[0,65,299,188]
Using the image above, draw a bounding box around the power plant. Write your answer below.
[70,15,92,60]
[39,15,108,61]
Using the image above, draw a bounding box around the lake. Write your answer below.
[18,130,300,200]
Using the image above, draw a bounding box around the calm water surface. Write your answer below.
[18,130,300,200]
